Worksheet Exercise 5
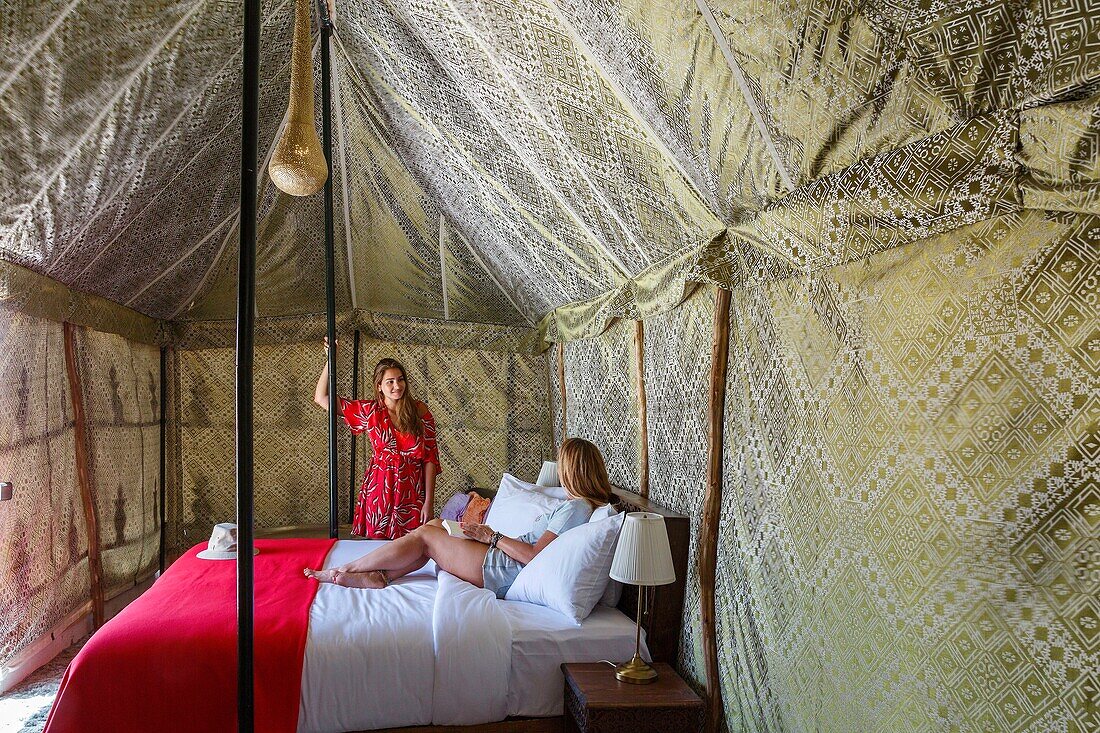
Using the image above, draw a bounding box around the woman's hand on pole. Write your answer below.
[314,337,339,409]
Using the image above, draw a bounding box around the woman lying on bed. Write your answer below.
[304,437,613,597]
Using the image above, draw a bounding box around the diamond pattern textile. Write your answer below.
[167,315,550,555]
[357,334,552,509]
[715,209,1098,732]
[73,328,160,596]
[0,313,87,671]
[168,336,355,555]
[563,318,639,491]
[643,289,715,693]
[0,1,1099,730]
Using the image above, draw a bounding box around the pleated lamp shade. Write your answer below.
[610,512,675,586]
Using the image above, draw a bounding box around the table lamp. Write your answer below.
[610,512,676,684]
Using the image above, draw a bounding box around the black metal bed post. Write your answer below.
[237,0,260,729]
[158,346,167,575]
[318,0,338,539]
[349,329,360,524]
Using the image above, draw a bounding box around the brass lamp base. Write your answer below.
[615,654,658,684]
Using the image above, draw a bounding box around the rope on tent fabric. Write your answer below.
[700,286,731,733]
[693,0,795,193]
[62,322,104,629]
[633,320,649,499]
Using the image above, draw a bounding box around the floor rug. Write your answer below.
[0,638,87,733]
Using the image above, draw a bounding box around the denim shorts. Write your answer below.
[481,546,524,599]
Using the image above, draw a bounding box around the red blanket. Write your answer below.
[44,538,336,733]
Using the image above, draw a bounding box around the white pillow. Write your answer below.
[589,503,617,523]
[599,578,623,608]
[535,461,559,487]
[587,505,622,607]
[485,474,564,538]
[505,514,623,625]
[533,484,569,500]
[499,471,569,500]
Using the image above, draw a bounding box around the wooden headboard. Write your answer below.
[610,488,689,664]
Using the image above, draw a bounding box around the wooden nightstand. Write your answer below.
[561,662,704,733]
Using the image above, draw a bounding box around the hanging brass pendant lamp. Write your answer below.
[269,0,329,196]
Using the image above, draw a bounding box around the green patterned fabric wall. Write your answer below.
[560,215,1097,732]
[0,315,161,670]
[718,210,1097,733]
[169,339,356,554]
[562,318,640,489]
[169,321,551,554]
[74,329,161,597]
[561,289,716,692]
[357,337,552,507]
[549,346,564,450]
[643,289,716,693]
[0,313,86,669]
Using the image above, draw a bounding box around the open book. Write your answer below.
[441,519,464,538]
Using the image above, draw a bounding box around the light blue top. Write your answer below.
[518,498,593,543]
[481,498,594,599]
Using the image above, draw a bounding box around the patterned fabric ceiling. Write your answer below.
[1,0,1097,332]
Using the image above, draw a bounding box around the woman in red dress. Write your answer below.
[314,341,441,539]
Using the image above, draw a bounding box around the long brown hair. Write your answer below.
[558,438,614,508]
[373,358,423,435]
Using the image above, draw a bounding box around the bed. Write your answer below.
[45,488,688,733]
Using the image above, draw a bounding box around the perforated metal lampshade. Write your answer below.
[269,0,328,196]
[610,512,675,586]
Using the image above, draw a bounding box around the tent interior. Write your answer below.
[1,0,1098,730]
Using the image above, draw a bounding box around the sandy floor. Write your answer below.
[0,638,87,733]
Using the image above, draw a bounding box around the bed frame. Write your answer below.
[363,486,691,733]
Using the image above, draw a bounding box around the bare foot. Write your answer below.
[331,570,387,589]
[304,567,387,588]
[303,567,338,583]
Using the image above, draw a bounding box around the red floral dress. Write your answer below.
[339,397,442,539]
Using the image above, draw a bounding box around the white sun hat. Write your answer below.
[196,523,260,560]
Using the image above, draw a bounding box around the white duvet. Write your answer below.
[296,540,646,733]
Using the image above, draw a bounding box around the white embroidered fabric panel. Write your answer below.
[562,319,639,491]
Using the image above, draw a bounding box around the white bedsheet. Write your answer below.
[298,541,438,733]
[297,540,649,732]
[501,600,650,718]
[431,571,513,725]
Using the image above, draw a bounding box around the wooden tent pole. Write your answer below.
[159,346,167,574]
[633,320,649,498]
[62,322,104,629]
[319,0,338,539]
[237,0,260,728]
[700,286,731,733]
[557,341,567,447]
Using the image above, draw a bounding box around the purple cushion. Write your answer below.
[440,492,471,521]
